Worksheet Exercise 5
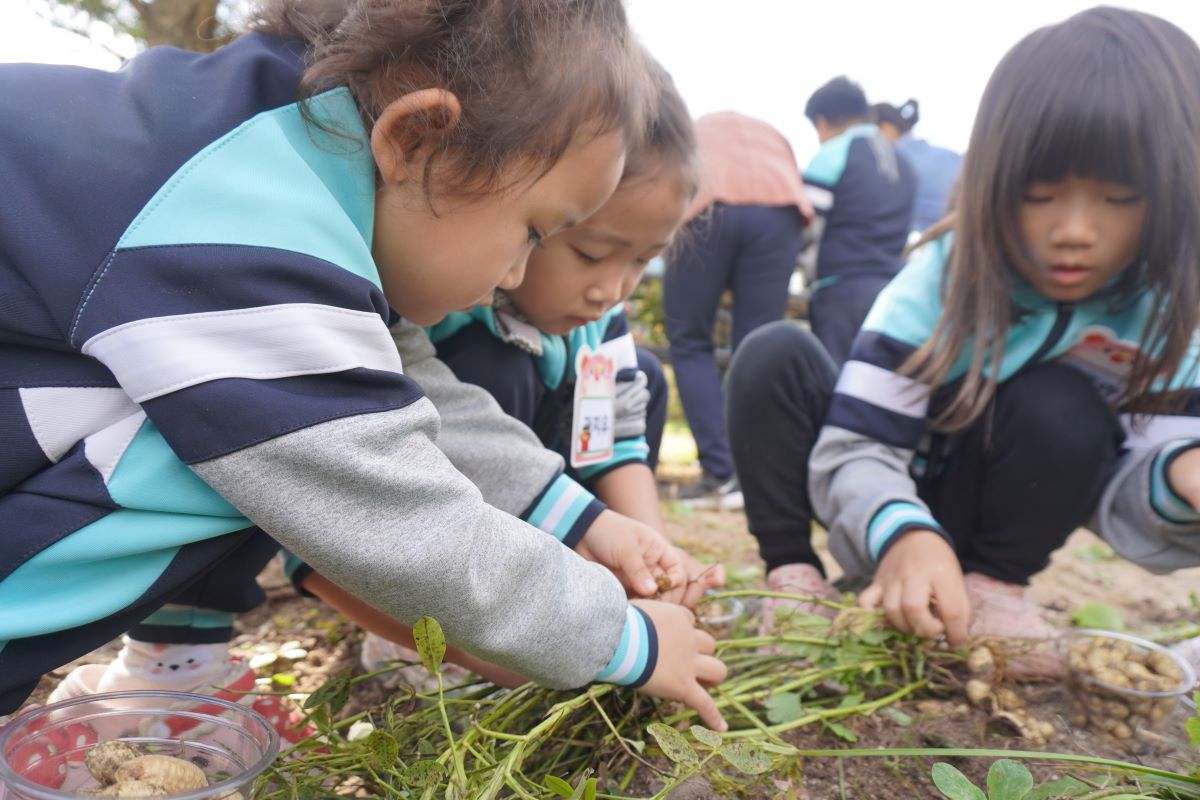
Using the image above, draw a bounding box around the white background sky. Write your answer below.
[4,0,1200,166]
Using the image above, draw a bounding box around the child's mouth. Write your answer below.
[1049,264,1091,286]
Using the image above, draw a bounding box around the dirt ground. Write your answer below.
[26,499,1200,799]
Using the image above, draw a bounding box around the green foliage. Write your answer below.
[413,615,446,673]
[1071,601,1125,630]
[1188,694,1200,748]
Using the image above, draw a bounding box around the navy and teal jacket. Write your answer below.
[802,123,915,286]
[810,235,1200,577]
[0,35,653,698]
[428,303,650,485]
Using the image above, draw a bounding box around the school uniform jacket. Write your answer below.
[802,123,915,287]
[0,34,654,692]
[428,303,652,487]
[812,235,1200,577]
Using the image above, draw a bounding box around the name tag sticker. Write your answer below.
[571,345,615,468]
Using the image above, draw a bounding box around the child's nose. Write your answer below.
[1050,200,1100,247]
[498,253,529,291]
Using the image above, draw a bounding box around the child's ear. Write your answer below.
[370,88,462,186]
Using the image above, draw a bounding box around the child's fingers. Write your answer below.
[882,582,914,635]
[858,582,884,610]
[695,652,728,688]
[620,548,659,597]
[901,580,945,640]
[683,682,727,733]
[705,563,727,588]
[679,579,707,610]
[931,574,971,647]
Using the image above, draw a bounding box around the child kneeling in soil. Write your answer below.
[1,0,727,732]
[726,7,1200,678]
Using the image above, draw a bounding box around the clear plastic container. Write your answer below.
[0,691,279,799]
[1061,629,1196,737]
[697,592,747,638]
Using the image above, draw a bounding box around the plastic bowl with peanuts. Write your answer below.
[0,691,279,799]
[1060,628,1197,740]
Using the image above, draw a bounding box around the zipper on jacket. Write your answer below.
[1021,302,1074,371]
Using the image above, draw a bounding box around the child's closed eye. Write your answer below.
[572,246,601,264]
[527,227,546,248]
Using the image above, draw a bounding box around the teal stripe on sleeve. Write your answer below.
[595,606,656,687]
[525,474,597,540]
[1150,440,1200,523]
[574,437,650,481]
[866,501,945,563]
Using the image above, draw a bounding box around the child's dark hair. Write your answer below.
[804,76,868,126]
[251,0,650,195]
[622,56,699,200]
[871,99,919,134]
[905,6,1200,431]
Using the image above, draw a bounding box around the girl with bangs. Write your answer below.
[725,6,1200,676]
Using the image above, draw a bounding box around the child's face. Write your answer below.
[1017,176,1146,302]
[503,173,689,335]
[372,131,626,326]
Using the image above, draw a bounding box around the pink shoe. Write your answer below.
[964,572,1062,681]
[760,563,840,637]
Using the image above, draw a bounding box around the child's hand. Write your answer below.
[576,510,686,597]
[857,530,970,647]
[631,599,728,732]
[672,549,727,610]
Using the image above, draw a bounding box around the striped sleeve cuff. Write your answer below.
[866,501,950,563]
[574,437,651,482]
[522,473,606,549]
[1150,440,1200,524]
[594,605,658,688]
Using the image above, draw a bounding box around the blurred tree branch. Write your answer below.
[37,0,235,55]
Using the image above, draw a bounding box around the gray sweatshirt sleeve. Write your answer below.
[191,399,628,689]
[809,425,947,579]
[1091,441,1200,572]
[391,320,565,516]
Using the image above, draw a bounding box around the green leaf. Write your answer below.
[1070,602,1124,630]
[413,616,447,673]
[824,721,858,743]
[647,722,699,766]
[364,730,399,771]
[1025,776,1091,800]
[763,692,803,724]
[568,777,597,800]
[400,760,447,788]
[303,668,352,714]
[837,692,865,709]
[544,775,574,797]
[1075,543,1115,561]
[718,741,772,775]
[1186,715,1200,749]
[880,707,914,727]
[987,759,1034,800]
[931,763,986,800]
[689,725,723,748]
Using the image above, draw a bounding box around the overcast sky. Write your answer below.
[5,0,1200,165]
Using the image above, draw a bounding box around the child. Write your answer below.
[429,60,697,539]
[871,99,962,237]
[727,7,1200,674]
[0,0,727,731]
[801,76,916,366]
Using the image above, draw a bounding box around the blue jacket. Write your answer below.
[428,303,650,483]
